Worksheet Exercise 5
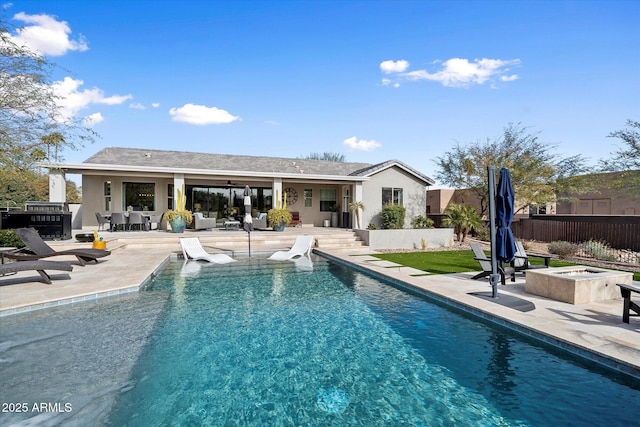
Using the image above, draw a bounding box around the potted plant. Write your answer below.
[348,200,365,229]
[330,204,339,228]
[164,185,193,233]
[267,189,292,231]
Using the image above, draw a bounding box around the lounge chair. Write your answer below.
[268,235,314,261]
[179,238,236,264]
[0,260,73,284]
[511,241,551,272]
[470,243,515,285]
[5,228,111,266]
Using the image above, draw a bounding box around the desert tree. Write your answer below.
[303,152,346,162]
[435,123,591,215]
[0,19,96,171]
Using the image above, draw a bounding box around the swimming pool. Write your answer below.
[1,255,639,426]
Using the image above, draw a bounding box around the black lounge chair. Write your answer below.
[5,228,111,266]
[470,243,515,285]
[0,260,73,284]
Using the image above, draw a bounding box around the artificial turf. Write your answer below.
[372,249,575,275]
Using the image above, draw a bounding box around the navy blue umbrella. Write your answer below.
[495,168,517,263]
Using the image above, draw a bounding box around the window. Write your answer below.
[168,184,174,210]
[123,182,155,211]
[104,181,111,211]
[304,189,312,207]
[320,188,336,212]
[382,187,403,205]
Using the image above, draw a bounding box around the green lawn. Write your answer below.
[373,250,574,275]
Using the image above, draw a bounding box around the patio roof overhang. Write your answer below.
[40,162,370,184]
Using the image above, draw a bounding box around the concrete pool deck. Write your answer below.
[1,229,638,378]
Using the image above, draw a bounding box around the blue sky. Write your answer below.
[4,0,639,186]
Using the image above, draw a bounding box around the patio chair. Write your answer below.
[128,212,148,231]
[95,212,110,231]
[179,238,236,264]
[290,211,303,227]
[0,260,73,284]
[253,213,268,230]
[268,235,315,261]
[193,212,217,230]
[511,241,552,272]
[5,228,111,266]
[110,212,128,232]
[149,213,163,230]
[470,243,515,285]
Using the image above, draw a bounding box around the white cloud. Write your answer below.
[380,57,521,88]
[151,102,160,108]
[50,76,132,122]
[500,74,519,82]
[380,59,409,74]
[404,58,521,87]
[130,102,146,110]
[169,103,240,125]
[381,78,400,88]
[264,120,280,125]
[11,12,88,56]
[343,136,382,151]
[83,112,103,127]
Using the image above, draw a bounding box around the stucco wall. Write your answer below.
[82,175,172,227]
[354,228,454,250]
[362,166,427,229]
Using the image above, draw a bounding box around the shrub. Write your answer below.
[411,215,434,229]
[0,229,25,248]
[473,224,491,242]
[548,241,578,259]
[380,203,405,229]
[367,223,380,230]
[580,240,617,262]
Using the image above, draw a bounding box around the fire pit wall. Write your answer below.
[525,266,633,305]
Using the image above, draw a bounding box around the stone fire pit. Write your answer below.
[525,266,633,304]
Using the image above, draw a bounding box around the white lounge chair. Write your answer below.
[179,238,236,264]
[268,235,314,261]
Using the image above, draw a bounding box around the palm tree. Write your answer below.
[441,203,483,243]
[41,132,65,162]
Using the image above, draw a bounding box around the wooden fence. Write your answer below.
[511,215,640,251]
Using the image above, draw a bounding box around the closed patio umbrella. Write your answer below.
[243,185,253,256]
[495,167,517,264]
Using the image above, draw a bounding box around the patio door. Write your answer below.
[190,186,226,220]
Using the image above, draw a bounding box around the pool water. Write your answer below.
[2,256,639,426]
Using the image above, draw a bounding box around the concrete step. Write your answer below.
[92,230,365,252]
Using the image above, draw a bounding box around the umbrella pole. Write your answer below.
[487,166,500,298]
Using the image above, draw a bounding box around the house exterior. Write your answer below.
[45,147,434,229]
